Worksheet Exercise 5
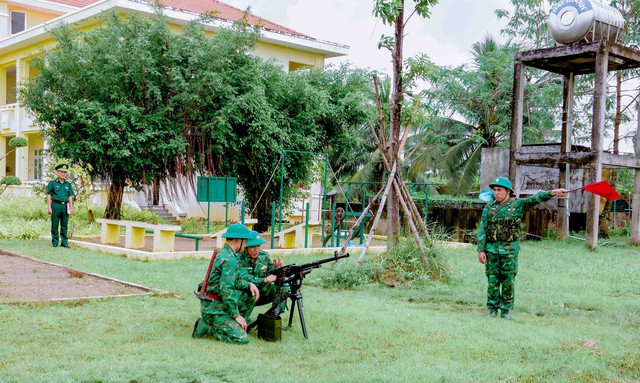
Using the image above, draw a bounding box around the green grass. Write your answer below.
[1,238,639,382]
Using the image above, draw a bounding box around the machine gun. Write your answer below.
[249,251,349,340]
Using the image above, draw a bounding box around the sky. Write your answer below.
[221,0,636,154]
[222,0,514,73]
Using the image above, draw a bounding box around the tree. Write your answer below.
[215,64,374,231]
[22,10,372,225]
[0,137,28,196]
[373,0,439,246]
[406,35,563,194]
[21,12,200,218]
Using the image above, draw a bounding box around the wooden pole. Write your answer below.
[336,187,384,257]
[631,98,640,244]
[392,177,432,272]
[357,162,397,263]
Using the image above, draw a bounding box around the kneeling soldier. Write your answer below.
[193,224,275,343]
[238,231,286,308]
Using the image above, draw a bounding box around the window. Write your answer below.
[10,11,26,35]
[33,149,43,180]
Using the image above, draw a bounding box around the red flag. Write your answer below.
[581,180,621,200]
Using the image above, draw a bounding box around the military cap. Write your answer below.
[55,163,69,171]
[489,177,514,193]
[221,223,254,239]
[246,230,266,247]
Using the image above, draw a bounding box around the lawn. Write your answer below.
[0,238,639,383]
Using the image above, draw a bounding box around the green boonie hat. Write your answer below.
[222,223,253,239]
[489,177,514,193]
[55,163,69,171]
[246,231,265,247]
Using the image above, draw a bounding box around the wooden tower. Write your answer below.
[509,40,640,248]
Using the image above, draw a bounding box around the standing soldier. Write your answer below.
[192,223,275,344]
[46,163,75,248]
[477,177,566,320]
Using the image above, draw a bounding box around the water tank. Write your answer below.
[548,0,624,45]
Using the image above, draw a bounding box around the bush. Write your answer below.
[382,236,451,286]
[320,260,383,289]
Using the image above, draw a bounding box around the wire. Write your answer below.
[249,154,283,217]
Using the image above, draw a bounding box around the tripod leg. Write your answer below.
[296,296,308,339]
[286,296,296,330]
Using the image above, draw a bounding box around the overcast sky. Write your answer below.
[222,1,636,154]
[223,0,514,73]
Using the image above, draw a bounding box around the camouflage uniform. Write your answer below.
[197,244,255,344]
[477,191,554,314]
[238,250,280,307]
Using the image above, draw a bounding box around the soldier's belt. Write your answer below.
[52,200,67,204]
[194,291,221,301]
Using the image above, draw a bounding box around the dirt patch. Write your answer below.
[0,250,153,303]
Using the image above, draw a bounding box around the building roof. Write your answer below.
[45,0,308,38]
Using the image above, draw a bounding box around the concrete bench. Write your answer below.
[275,222,321,249]
[212,219,259,248]
[96,219,182,252]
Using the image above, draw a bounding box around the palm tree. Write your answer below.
[405,35,517,195]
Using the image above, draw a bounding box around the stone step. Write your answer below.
[141,206,180,224]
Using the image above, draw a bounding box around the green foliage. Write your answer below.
[8,136,27,148]
[179,217,225,234]
[0,176,21,186]
[406,35,562,195]
[382,236,450,285]
[320,259,383,289]
[0,195,168,239]
[21,10,373,223]
[614,168,635,197]
[373,0,439,25]
[121,209,168,224]
[427,195,482,207]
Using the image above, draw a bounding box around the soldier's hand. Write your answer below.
[235,315,248,331]
[264,274,277,284]
[274,258,284,268]
[478,251,487,264]
[248,283,260,302]
[552,188,567,197]
[48,207,52,215]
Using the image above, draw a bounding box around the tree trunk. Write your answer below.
[253,196,272,233]
[600,72,623,237]
[387,1,405,248]
[105,179,125,219]
[153,176,160,206]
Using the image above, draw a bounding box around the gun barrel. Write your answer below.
[271,252,350,276]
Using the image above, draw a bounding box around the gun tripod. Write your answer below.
[249,272,310,339]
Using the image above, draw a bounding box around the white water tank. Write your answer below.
[548,0,624,44]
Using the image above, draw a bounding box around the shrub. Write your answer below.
[320,259,383,289]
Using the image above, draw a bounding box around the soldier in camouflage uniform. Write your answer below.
[238,231,285,308]
[477,177,566,320]
[192,224,276,344]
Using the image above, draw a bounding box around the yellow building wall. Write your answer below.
[25,132,44,180]
[254,41,325,70]
[7,5,61,29]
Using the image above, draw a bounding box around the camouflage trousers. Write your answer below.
[485,250,519,312]
[197,292,256,344]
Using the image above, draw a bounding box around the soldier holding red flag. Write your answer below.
[477,177,567,320]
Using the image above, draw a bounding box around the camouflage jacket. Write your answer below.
[477,191,553,254]
[237,250,276,285]
[204,244,250,318]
